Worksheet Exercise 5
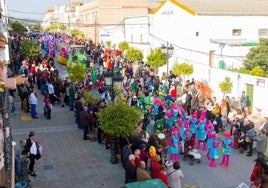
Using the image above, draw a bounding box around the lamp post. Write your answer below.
[161,42,174,77]
[103,68,124,164]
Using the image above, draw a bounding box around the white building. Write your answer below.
[124,0,268,115]
[0,0,9,62]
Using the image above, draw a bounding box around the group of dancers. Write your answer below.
[146,96,234,168]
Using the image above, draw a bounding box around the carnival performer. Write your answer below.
[168,126,180,163]
[189,111,198,148]
[151,97,161,120]
[220,131,234,168]
[158,80,168,98]
[196,116,207,151]
[206,121,216,160]
[208,133,219,168]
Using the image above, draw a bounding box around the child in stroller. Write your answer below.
[181,133,201,165]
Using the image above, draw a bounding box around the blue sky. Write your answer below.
[7,0,74,21]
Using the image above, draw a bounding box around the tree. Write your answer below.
[97,101,141,163]
[106,40,112,48]
[11,21,26,32]
[172,62,193,83]
[84,91,99,105]
[31,23,42,31]
[125,47,143,62]
[219,76,233,98]
[249,66,265,77]
[19,39,39,58]
[58,24,67,31]
[118,41,129,51]
[67,64,86,82]
[244,39,268,72]
[146,47,167,68]
[70,29,84,38]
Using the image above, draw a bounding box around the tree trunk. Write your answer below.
[110,136,118,164]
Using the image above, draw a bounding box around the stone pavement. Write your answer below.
[11,89,125,188]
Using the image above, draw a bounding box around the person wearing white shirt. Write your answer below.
[25,131,39,177]
[47,82,55,104]
[29,87,38,119]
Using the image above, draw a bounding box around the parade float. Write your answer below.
[67,45,92,69]
[57,43,68,66]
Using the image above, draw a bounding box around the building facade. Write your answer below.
[123,0,268,114]
[42,0,160,44]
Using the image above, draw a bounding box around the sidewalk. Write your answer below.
[11,88,125,188]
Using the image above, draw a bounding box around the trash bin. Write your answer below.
[218,61,226,69]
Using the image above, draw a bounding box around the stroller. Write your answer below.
[181,135,201,165]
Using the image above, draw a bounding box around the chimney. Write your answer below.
[209,50,215,68]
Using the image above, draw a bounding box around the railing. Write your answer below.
[0,89,13,188]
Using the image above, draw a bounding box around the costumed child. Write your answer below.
[168,126,180,163]
[206,120,216,160]
[189,111,198,148]
[196,116,207,151]
[151,97,161,121]
[220,131,234,168]
[208,132,219,168]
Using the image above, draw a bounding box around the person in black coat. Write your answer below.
[80,105,91,140]
[24,131,40,177]
[124,154,137,184]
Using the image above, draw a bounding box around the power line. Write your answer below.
[8,9,45,15]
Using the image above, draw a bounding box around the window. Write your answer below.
[259,28,268,37]
[232,29,242,36]
[140,34,143,43]
[196,32,199,37]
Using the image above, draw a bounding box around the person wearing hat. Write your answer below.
[24,131,39,177]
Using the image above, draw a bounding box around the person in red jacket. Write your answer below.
[156,165,168,186]
[169,84,177,99]
[150,154,161,179]
[250,158,265,187]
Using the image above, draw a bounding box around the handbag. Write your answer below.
[35,142,43,160]
[245,137,251,143]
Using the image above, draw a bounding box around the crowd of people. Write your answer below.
[4,31,268,187]
[68,44,268,187]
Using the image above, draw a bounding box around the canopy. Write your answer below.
[125,179,168,188]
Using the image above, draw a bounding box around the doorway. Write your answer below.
[246,84,254,112]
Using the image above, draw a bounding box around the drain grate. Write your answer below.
[43,164,54,170]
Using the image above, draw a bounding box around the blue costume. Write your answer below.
[169,135,179,154]
[197,121,207,141]
[190,118,198,134]
[222,138,233,155]
[209,140,219,159]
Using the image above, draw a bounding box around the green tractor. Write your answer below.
[67,45,92,69]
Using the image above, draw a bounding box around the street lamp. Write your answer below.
[103,69,114,87]
[103,69,124,164]
[113,71,124,90]
[161,42,174,77]
[103,68,124,102]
